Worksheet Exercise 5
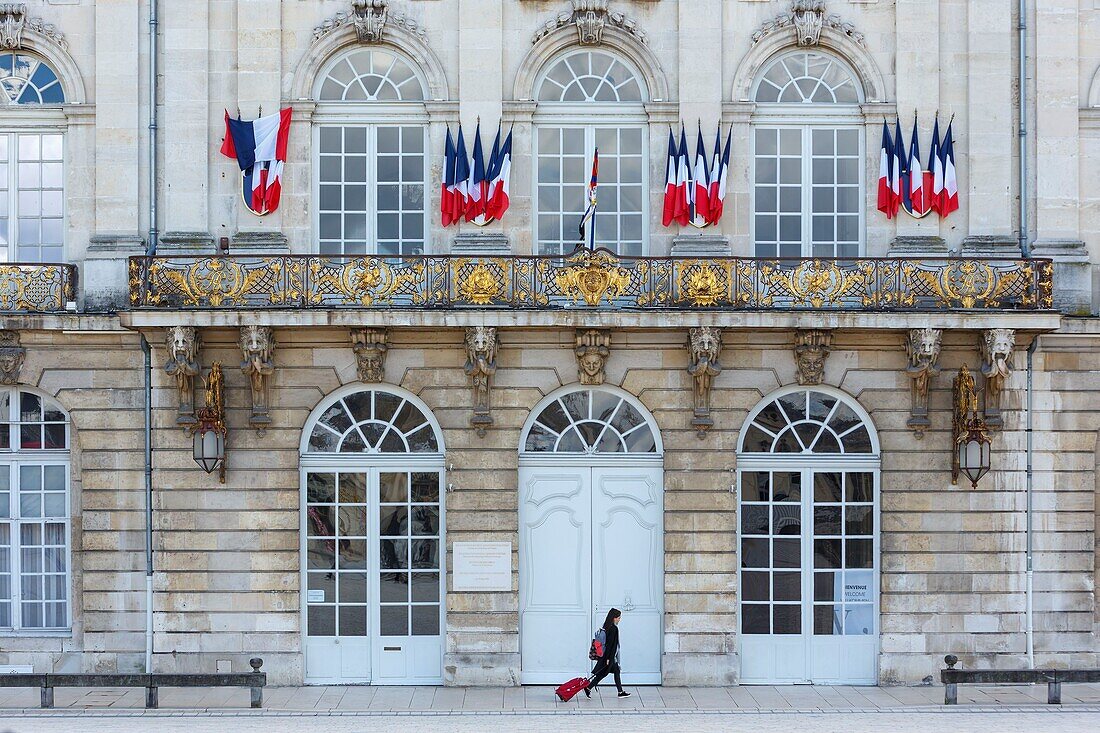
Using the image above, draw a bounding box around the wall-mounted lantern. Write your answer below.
[952,365,991,488]
[191,362,227,483]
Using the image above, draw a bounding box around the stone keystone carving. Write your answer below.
[533,0,648,46]
[792,0,826,45]
[351,328,388,383]
[575,329,611,386]
[239,326,275,430]
[687,327,723,438]
[752,1,864,47]
[353,0,387,43]
[979,328,1015,430]
[312,0,425,44]
[0,4,66,50]
[794,329,833,386]
[905,328,942,438]
[0,330,26,385]
[464,327,498,437]
[0,4,25,49]
[165,326,201,426]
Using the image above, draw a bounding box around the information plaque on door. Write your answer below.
[453,542,512,592]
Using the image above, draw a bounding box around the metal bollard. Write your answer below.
[1048,681,1061,705]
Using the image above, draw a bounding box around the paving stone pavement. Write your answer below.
[1,710,1100,733]
[0,683,1098,733]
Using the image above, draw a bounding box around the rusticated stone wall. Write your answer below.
[2,323,1096,685]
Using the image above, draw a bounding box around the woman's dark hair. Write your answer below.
[602,608,621,631]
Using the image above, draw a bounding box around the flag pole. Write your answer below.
[589,151,596,251]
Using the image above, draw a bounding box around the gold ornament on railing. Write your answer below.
[130,253,1053,313]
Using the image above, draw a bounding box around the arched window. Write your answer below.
[754,51,860,105]
[738,388,874,455]
[537,51,643,103]
[534,50,647,257]
[0,387,70,630]
[0,53,65,264]
[522,388,657,454]
[315,48,428,258]
[752,50,863,260]
[318,49,426,102]
[305,389,440,454]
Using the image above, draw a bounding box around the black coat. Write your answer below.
[600,623,620,665]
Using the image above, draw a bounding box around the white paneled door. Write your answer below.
[519,462,663,685]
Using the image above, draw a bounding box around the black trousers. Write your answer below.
[590,659,623,693]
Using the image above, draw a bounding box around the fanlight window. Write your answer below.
[740,390,873,454]
[537,51,644,103]
[0,53,64,105]
[524,389,656,454]
[754,51,860,104]
[318,49,426,102]
[307,390,439,454]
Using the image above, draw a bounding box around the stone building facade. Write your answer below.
[0,0,1098,688]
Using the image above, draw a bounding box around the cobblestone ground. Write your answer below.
[1,710,1100,733]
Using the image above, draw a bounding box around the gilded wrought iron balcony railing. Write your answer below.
[0,263,77,313]
[128,249,1053,312]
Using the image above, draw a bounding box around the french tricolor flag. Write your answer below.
[707,126,731,225]
[485,126,513,221]
[441,128,457,227]
[220,108,292,216]
[940,119,959,217]
[876,120,895,218]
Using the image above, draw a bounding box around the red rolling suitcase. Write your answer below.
[554,676,590,702]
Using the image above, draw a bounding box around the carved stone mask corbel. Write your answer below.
[164,326,201,426]
[239,326,275,430]
[353,0,388,43]
[904,328,942,438]
[464,327,498,437]
[687,327,723,438]
[794,329,832,386]
[575,329,611,386]
[351,328,388,383]
[0,330,26,385]
[979,328,1015,430]
[573,0,609,44]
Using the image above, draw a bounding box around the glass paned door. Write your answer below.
[317,125,426,257]
[753,126,861,259]
[535,125,645,256]
[739,467,878,684]
[303,468,443,685]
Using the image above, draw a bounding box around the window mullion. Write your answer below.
[802,127,812,258]
[367,125,377,255]
[8,132,17,259]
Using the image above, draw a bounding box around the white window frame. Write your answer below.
[532,119,649,257]
[750,117,865,259]
[311,116,430,258]
[0,387,72,635]
[312,46,431,258]
[0,127,67,264]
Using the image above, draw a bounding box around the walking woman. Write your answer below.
[586,608,630,698]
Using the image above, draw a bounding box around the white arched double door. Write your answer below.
[737,387,880,685]
[519,387,663,685]
[300,386,445,685]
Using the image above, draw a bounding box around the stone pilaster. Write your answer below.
[894,0,941,244]
[93,1,142,237]
[965,0,1016,244]
[163,0,210,238]
[235,0,282,235]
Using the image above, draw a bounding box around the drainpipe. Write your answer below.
[141,335,154,673]
[148,0,159,256]
[1025,336,1037,668]
[1018,0,1030,257]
